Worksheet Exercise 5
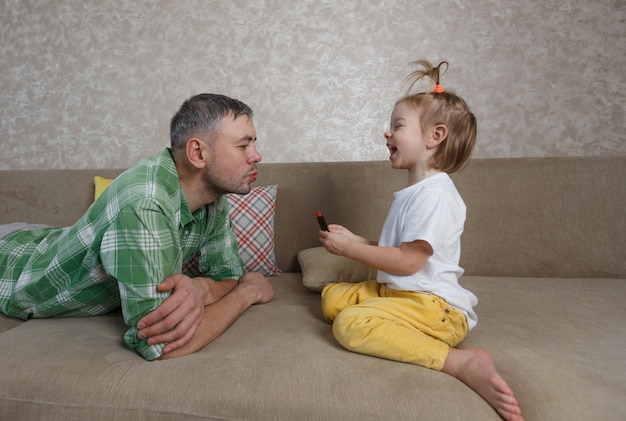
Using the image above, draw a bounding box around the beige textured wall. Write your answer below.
[1,0,624,170]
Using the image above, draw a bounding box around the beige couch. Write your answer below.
[1,156,625,420]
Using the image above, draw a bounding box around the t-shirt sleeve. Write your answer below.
[401,191,462,253]
[100,199,182,361]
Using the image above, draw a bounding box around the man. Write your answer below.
[0,93,274,360]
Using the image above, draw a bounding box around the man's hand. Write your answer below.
[236,272,274,305]
[136,274,208,353]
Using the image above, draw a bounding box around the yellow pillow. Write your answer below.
[94,176,114,201]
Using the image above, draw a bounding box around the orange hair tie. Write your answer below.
[434,84,444,93]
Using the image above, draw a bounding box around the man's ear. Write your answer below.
[429,124,448,148]
[186,138,208,169]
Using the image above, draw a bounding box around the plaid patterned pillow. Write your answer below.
[183,185,280,277]
[226,185,280,276]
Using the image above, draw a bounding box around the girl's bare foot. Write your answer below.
[443,347,524,421]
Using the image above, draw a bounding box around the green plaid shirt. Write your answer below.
[0,149,244,360]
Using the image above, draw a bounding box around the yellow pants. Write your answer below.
[321,280,468,371]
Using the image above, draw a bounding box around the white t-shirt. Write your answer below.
[377,173,478,330]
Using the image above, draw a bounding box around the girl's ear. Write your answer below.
[429,124,448,148]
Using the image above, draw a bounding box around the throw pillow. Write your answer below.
[227,185,281,276]
[93,177,281,276]
[297,247,377,292]
[94,176,114,201]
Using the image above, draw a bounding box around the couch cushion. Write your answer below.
[0,313,23,333]
[2,157,625,278]
[1,275,625,420]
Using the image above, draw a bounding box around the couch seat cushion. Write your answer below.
[1,275,625,420]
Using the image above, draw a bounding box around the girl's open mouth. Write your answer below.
[388,145,397,158]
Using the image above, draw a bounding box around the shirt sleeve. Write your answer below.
[402,190,458,253]
[100,198,181,361]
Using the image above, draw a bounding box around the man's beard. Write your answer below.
[202,166,250,197]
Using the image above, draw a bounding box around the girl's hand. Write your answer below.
[319,229,343,256]
[326,224,372,244]
[319,224,370,256]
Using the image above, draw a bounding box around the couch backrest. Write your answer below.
[1,156,624,278]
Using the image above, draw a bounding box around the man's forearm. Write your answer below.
[158,282,259,359]
[199,277,238,306]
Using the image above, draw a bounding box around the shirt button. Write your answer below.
[184,230,190,236]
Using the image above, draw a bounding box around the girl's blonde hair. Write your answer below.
[400,60,476,173]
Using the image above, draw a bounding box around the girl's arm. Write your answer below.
[324,224,377,246]
[319,225,431,275]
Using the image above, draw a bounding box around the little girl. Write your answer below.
[319,60,524,421]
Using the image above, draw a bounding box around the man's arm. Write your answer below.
[136,273,239,348]
[138,272,273,359]
[102,201,185,360]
